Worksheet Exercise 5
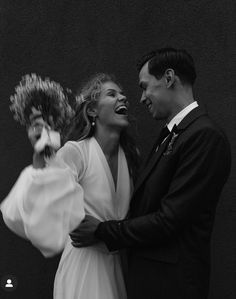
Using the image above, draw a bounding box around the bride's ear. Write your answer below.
[87,103,97,118]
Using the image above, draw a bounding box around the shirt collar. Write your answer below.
[167,101,199,132]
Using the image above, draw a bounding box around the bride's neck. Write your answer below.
[94,127,120,157]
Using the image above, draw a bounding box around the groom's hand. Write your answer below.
[70,215,101,248]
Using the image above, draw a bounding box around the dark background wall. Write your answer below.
[0,1,235,298]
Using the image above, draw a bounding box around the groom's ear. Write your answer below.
[164,69,176,88]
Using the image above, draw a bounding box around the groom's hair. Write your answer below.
[137,47,197,86]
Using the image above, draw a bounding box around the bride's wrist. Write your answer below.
[33,152,46,169]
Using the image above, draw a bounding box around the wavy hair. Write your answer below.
[65,73,140,181]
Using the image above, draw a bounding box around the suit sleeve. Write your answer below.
[95,128,231,251]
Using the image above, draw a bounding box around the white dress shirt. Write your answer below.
[167,101,199,132]
[155,101,199,151]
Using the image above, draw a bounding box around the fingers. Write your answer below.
[69,232,89,241]
[69,231,92,243]
[71,241,93,248]
[69,231,86,241]
[28,118,47,147]
[71,237,98,248]
[28,116,55,148]
[70,234,94,245]
[28,126,43,146]
[69,232,80,241]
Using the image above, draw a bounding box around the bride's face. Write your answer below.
[95,81,129,131]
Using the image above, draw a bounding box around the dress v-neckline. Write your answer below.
[92,137,120,193]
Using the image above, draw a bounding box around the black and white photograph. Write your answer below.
[0,1,235,299]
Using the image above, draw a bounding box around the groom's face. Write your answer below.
[139,61,171,120]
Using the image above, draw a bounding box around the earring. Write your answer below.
[92,116,96,127]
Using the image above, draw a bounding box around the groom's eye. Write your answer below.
[139,83,146,90]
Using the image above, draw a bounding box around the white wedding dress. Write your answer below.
[1,137,131,299]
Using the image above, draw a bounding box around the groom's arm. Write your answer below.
[95,128,231,251]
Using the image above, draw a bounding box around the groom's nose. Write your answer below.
[140,92,146,104]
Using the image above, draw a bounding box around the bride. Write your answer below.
[1,73,139,299]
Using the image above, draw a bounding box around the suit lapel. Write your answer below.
[133,106,207,196]
[133,133,172,195]
[138,137,159,173]
[176,106,207,130]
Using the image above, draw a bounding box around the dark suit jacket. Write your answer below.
[95,107,231,299]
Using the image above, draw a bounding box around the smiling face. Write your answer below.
[94,81,129,131]
[139,61,173,120]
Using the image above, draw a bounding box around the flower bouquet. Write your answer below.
[10,73,74,156]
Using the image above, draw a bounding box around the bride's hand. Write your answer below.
[28,118,48,147]
[27,116,53,169]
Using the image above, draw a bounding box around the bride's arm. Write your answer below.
[0,139,86,257]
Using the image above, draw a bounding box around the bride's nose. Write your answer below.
[117,94,127,102]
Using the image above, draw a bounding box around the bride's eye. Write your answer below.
[107,91,116,97]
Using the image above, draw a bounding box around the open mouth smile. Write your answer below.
[115,105,128,115]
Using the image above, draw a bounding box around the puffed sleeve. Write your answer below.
[0,141,86,257]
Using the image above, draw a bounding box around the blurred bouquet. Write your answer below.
[10,74,75,155]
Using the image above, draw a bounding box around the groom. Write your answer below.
[70,48,231,299]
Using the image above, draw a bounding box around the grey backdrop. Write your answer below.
[0,1,235,298]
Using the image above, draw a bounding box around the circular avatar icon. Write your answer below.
[1,275,18,292]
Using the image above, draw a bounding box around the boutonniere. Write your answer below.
[163,131,179,156]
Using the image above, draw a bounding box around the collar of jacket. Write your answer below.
[174,106,207,133]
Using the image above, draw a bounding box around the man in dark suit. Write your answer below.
[70,48,231,299]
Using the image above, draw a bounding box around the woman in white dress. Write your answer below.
[1,73,139,299]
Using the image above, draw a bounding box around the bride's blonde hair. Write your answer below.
[66,73,118,140]
[65,73,140,180]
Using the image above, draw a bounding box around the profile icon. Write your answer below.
[1,275,17,292]
[5,279,13,288]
